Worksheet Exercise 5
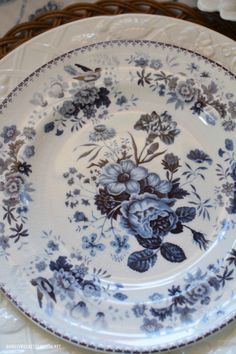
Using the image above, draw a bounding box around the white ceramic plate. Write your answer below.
[0,38,236,353]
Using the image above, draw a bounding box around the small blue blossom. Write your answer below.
[141,318,162,335]
[73,211,88,222]
[23,127,36,140]
[225,139,234,151]
[175,306,196,323]
[187,63,199,72]
[150,59,162,70]
[0,125,20,143]
[69,167,77,174]
[110,235,130,254]
[82,280,101,298]
[132,304,147,317]
[82,233,105,256]
[73,264,88,279]
[207,264,220,274]
[116,96,128,106]
[23,145,35,159]
[187,149,212,165]
[205,113,216,126]
[201,71,210,78]
[149,292,163,301]
[0,236,10,250]
[16,206,28,215]
[35,261,47,272]
[135,57,149,67]
[47,240,59,251]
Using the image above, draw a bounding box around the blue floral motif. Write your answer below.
[47,240,59,251]
[0,125,20,143]
[120,193,177,238]
[110,235,130,254]
[2,41,235,342]
[141,318,162,335]
[99,160,148,195]
[82,233,105,256]
[187,149,212,165]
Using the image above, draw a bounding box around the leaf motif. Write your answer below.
[160,131,178,145]
[88,148,102,162]
[87,159,109,169]
[176,207,196,222]
[128,133,138,163]
[170,222,183,234]
[136,235,162,249]
[127,249,157,273]
[77,148,96,161]
[143,150,166,163]
[160,242,186,263]
[82,143,99,147]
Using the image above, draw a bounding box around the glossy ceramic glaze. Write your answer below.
[0,40,236,352]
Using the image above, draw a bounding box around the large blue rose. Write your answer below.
[120,193,178,238]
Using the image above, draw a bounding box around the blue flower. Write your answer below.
[225,139,234,151]
[187,149,212,165]
[110,235,130,254]
[175,79,197,103]
[0,125,20,143]
[141,318,162,335]
[59,100,79,118]
[81,280,101,298]
[35,261,47,272]
[23,145,35,159]
[187,63,199,73]
[150,59,162,70]
[143,173,172,195]
[0,236,10,250]
[175,306,196,323]
[72,264,88,279]
[82,105,96,118]
[23,127,36,140]
[134,57,149,67]
[186,283,211,304]
[4,173,25,199]
[75,87,99,106]
[54,269,77,299]
[89,124,116,142]
[120,193,178,238]
[73,211,88,222]
[149,292,163,301]
[132,304,147,317]
[134,111,180,145]
[99,160,148,195]
[47,240,59,251]
[82,233,105,256]
[116,96,128,106]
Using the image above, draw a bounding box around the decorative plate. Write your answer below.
[0,40,236,353]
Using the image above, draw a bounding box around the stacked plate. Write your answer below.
[0,14,236,354]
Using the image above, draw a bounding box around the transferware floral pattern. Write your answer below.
[0,41,236,347]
